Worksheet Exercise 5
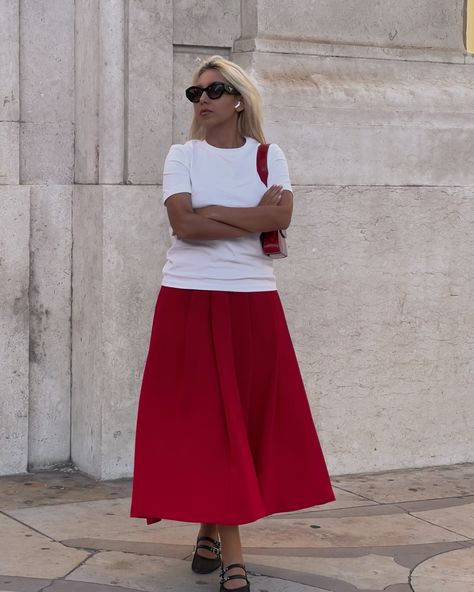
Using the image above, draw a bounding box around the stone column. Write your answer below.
[72,0,173,479]
[0,0,74,475]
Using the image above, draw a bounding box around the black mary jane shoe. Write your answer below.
[219,562,250,592]
[191,535,222,574]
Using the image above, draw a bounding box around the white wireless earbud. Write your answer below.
[235,101,241,109]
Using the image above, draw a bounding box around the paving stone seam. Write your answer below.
[59,537,470,558]
[326,485,379,504]
[0,573,144,592]
[405,544,474,592]
[241,562,359,592]
[0,510,60,543]
[401,508,474,541]
[1,509,101,587]
[37,550,98,592]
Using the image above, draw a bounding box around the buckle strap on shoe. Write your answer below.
[196,543,220,555]
[195,535,221,556]
[221,562,245,574]
[220,562,249,584]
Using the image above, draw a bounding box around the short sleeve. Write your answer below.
[267,143,293,193]
[162,144,192,204]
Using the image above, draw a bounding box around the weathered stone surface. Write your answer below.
[411,546,474,592]
[173,0,240,47]
[241,0,465,52]
[74,0,100,184]
[19,0,74,184]
[72,185,169,478]
[332,464,474,503]
[2,0,474,480]
[0,0,18,186]
[233,50,474,186]
[126,0,173,183]
[0,0,20,122]
[0,513,88,579]
[275,185,474,474]
[412,503,474,539]
[0,187,30,476]
[28,186,72,469]
[1,466,473,590]
[0,123,19,185]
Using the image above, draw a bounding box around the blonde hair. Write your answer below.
[187,55,266,144]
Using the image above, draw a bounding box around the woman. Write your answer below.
[130,55,335,592]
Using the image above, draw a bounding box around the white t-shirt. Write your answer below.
[161,136,293,292]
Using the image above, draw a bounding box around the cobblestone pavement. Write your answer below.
[1,463,473,592]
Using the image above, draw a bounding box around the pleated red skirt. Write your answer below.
[129,286,335,525]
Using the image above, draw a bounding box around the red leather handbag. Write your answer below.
[256,143,288,259]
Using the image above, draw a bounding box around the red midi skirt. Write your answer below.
[130,286,335,525]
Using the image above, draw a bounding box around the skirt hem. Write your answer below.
[130,492,337,526]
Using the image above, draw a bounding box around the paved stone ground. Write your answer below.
[1,463,473,592]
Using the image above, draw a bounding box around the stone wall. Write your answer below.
[1,0,473,478]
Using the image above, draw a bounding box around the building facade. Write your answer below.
[1,0,474,479]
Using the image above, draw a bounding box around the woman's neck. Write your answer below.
[204,129,246,149]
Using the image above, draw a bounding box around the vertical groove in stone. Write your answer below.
[123,0,130,184]
[240,0,258,41]
[98,0,126,184]
[18,0,23,183]
[26,183,32,471]
[74,0,100,184]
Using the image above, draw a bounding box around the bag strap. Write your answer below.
[256,143,269,186]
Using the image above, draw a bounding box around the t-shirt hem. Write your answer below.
[161,277,277,292]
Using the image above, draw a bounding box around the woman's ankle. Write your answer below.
[198,522,218,539]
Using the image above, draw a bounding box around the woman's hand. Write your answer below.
[258,184,284,206]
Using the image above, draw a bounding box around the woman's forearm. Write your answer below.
[176,211,253,240]
[196,205,289,232]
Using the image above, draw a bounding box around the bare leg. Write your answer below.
[217,524,247,590]
[196,522,219,558]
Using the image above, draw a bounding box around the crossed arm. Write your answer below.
[165,187,293,241]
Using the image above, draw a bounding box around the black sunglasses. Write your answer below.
[185,81,240,103]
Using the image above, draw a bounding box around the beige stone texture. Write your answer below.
[97,0,125,184]
[71,185,169,478]
[9,498,191,543]
[0,0,19,122]
[411,546,474,592]
[303,488,377,511]
[275,185,474,474]
[244,552,410,589]
[234,51,474,186]
[28,186,72,468]
[0,187,30,475]
[173,0,240,47]
[0,124,19,185]
[66,550,328,592]
[0,513,88,579]
[19,0,75,184]
[0,0,19,185]
[0,470,131,511]
[126,0,173,184]
[1,466,473,591]
[10,498,468,548]
[332,464,474,502]
[411,503,474,539]
[243,0,465,52]
[2,0,474,482]
[74,0,100,184]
